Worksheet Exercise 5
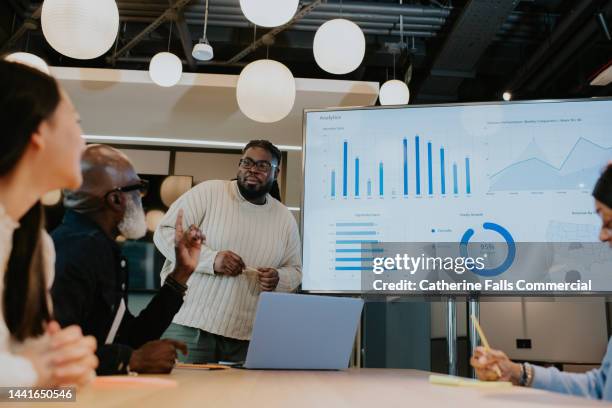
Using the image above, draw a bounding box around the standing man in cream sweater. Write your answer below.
[153,140,302,363]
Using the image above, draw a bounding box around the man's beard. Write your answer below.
[118,194,147,239]
[237,174,274,201]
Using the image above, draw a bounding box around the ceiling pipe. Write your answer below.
[187,11,447,25]
[118,17,438,38]
[113,55,247,66]
[116,9,447,26]
[116,6,448,24]
[116,17,532,37]
[115,1,451,18]
[118,16,543,38]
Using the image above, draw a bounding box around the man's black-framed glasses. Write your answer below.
[105,179,149,198]
[239,158,277,173]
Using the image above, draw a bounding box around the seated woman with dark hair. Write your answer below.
[471,164,612,401]
[0,60,98,386]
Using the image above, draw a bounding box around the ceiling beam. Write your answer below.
[108,0,193,64]
[169,4,196,70]
[505,0,599,94]
[225,0,324,64]
[416,0,521,102]
[0,4,41,53]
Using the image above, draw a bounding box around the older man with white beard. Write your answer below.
[51,145,204,375]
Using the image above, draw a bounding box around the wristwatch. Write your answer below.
[165,274,188,296]
[519,362,534,387]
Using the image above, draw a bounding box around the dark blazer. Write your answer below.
[51,210,184,374]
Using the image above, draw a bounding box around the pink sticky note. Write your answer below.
[93,376,178,389]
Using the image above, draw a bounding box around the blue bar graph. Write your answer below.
[465,157,471,194]
[331,170,336,197]
[336,258,374,262]
[343,141,348,197]
[427,142,433,195]
[336,240,379,244]
[415,136,421,195]
[355,157,360,196]
[336,248,384,253]
[336,231,377,236]
[403,138,408,195]
[379,162,384,196]
[330,138,472,200]
[335,266,371,271]
[336,222,376,227]
[440,148,446,195]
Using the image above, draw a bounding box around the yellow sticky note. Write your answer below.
[429,374,512,388]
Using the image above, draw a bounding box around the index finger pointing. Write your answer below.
[175,209,184,243]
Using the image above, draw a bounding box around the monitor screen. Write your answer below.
[302,99,612,292]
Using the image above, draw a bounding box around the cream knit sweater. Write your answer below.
[0,204,55,386]
[153,180,302,340]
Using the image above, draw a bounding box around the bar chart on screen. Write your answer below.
[303,101,612,291]
[326,137,473,200]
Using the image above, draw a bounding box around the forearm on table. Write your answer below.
[531,364,603,399]
[96,344,133,375]
[117,285,184,348]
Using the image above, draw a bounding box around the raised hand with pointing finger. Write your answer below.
[168,208,205,286]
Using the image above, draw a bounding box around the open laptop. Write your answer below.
[238,292,364,370]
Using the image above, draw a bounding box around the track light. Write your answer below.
[192,0,214,61]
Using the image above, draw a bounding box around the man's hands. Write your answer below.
[213,255,279,291]
[470,346,522,385]
[256,268,279,291]
[209,238,278,291]
[129,339,188,374]
[171,209,205,285]
[214,251,245,276]
[20,321,98,387]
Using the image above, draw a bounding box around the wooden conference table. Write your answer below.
[15,368,607,408]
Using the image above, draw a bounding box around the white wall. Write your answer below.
[115,147,299,206]
[117,148,170,175]
[55,67,379,148]
[174,151,242,184]
[481,297,608,364]
[430,297,608,364]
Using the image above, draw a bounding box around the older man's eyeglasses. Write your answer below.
[105,179,149,198]
[239,158,277,173]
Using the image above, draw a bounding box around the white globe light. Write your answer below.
[502,91,512,101]
[313,19,365,75]
[41,190,61,206]
[236,60,296,123]
[149,52,183,87]
[160,176,192,207]
[145,210,166,233]
[41,0,119,60]
[379,80,410,105]
[239,0,299,27]
[5,52,50,74]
